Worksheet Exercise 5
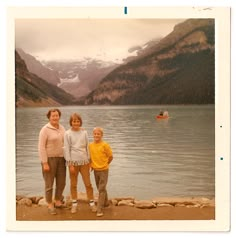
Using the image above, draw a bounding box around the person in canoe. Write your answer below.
[157,109,169,119]
[159,110,164,116]
[163,110,169,117]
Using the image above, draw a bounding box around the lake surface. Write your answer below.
[16,105,215,199]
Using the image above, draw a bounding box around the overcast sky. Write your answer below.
[15,19,185,62]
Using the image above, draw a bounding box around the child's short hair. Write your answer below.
[93,127,103,136]
[69,113,83,126]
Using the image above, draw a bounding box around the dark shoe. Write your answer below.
[48,207,57,215]
[61,195,64,202]
[55,203,67,208]
[55,199,67,208]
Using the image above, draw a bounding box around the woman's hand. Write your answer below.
[43,162,50,172]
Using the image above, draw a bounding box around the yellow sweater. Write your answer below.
[89,141,113,171]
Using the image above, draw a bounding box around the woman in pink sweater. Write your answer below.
[38,108,66,215]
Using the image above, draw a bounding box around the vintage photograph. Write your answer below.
[7,6,230,231]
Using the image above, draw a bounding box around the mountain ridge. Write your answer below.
[15,51,75,107]
[16,47,120,99]
[83,19,215,105]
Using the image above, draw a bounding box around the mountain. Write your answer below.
[124,37,162,63]
[84,19,215,105]
[15,51,75,107]
[43,58,119,99]
[16,48,119,99]
[16,48,60,86]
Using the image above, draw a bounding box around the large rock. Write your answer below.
[38,198,47,206]
[152,197,215,207]
[18,198,32,207]
[157,203,174,207]
[134,200,157,209]
[111,199,118,206]
[29,196,43,204]
[112,197,135,202]
[118,200,134,207]
[16,195,25,201]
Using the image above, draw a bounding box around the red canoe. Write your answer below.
[156,115,169,119]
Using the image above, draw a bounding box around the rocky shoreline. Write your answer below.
[16,193,215,221]
[16,192,215,209]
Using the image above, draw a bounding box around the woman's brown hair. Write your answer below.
[46,108,61,119]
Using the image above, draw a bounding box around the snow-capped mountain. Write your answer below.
[16,48,120,99]
[43,58,119,98]
[16,38,162,100]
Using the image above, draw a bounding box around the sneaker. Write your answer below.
[90,205,97,213]
[48,207,57,215]
[71,205,77,214]
[96,212,104,217]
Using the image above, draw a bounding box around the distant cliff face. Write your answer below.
[15,51,75,107]
[84,19,215,105]
[16,48,60,86]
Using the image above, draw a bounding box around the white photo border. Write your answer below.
[6,6,230,231]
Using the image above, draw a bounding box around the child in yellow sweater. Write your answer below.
[89,127,113,217]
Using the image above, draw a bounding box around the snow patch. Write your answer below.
[58,74,80,87]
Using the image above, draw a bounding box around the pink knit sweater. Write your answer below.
[38,123,65,163]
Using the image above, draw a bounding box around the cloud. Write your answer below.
[15,19,185,61]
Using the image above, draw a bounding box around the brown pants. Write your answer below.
[69,163,94,201]
[94,169,109,213]
[42,157,66,204]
